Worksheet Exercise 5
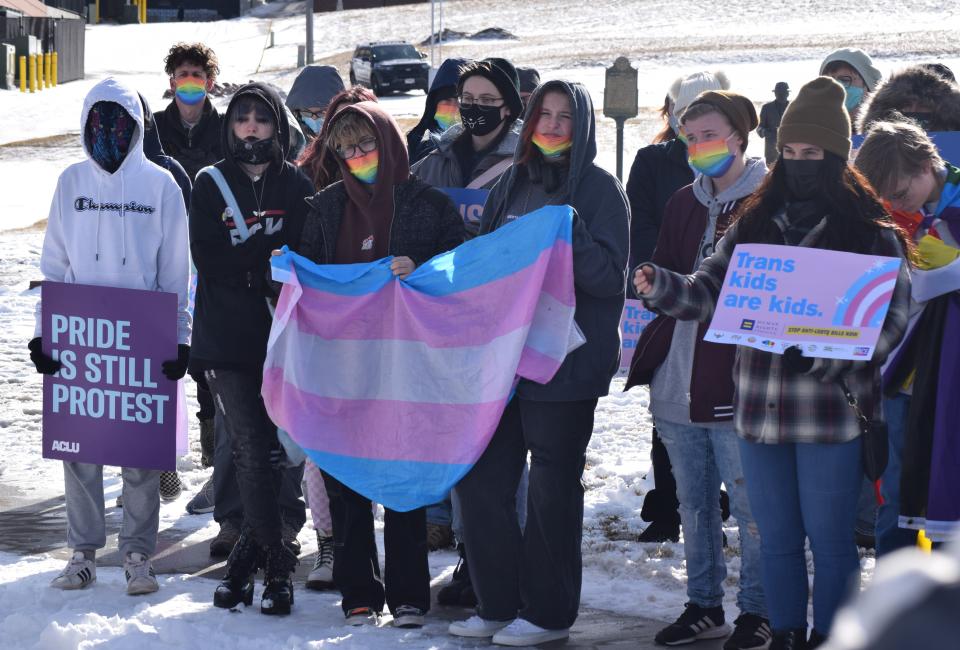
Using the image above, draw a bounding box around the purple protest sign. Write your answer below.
[618,298,655,375]
[41,281,178,470]
[705,244,902,360]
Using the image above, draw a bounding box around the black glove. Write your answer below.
[782,346,814,374]
[161,344,191,381]
[28,337,61,375]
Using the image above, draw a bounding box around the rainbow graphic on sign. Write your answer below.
[346,150,378,185]
[832,259,902,328]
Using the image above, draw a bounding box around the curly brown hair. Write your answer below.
[164,42,219,79]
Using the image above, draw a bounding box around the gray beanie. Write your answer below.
[820,48,883,91]
[670,71,732,118]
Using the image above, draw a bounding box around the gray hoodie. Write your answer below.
[650,157,767,426]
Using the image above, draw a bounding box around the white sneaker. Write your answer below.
[124,552,159,595]
[50,551,96,590]
[449,615,511,638]
[492,618,570,646]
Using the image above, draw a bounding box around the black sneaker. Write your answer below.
[724,613,772,650]
[210,520,242,558]
[655,603,731,646]
[638,519,680,543]
[392,605,425,628]
[159,471,183,502]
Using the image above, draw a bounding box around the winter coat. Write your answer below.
[481,80,630,402]
[642,214,911,444]
[858,65,960,133]
[188,83,314,373]
[627,158,767,424]
[140,93,191,210]
[757,100,788,164]
[407,57,470,163]
[625,138,694,271]
[297,177,464,266]
[155,97,223,182]
[36,77,191,345]
[411,120,520,236]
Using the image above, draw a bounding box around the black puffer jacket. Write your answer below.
[155,97,223,182]
[626,138,694,271]
[298,177,465,266]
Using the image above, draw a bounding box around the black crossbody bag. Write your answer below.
[839,379,888,481]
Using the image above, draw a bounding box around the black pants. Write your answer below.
[455,397,597,630]
[212,410,306,531]
[205,368,285,547]
[322,472,430,616]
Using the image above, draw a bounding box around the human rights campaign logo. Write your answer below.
[740,319,756,331]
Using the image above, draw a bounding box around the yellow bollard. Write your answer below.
[918,529,933,553]
[37,52,43,91]
[19,55,26,92]
[52,51,58,87]
[44,53,51,88]
[28,54,36,93]
[94,0,100,24]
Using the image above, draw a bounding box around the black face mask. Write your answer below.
[233,137,275,165]
[781,158,823,201]
[460,104,506,137]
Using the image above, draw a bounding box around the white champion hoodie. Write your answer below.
[35,77,191,344]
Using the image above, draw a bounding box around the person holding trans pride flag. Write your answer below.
[292,101,465,629]
[634,77,912,649]
[449,80,629,647]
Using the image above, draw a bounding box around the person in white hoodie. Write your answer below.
[29,77,191,596]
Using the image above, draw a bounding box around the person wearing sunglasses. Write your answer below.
[820,48,882,129]
[292,101,465,629]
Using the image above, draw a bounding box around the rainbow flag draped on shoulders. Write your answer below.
[262,206,579,511]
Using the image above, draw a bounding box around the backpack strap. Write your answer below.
[198,165,250,245]
[467,158,512,190]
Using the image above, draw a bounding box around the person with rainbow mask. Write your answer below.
[291,101,465,629]
[626,90,771,650]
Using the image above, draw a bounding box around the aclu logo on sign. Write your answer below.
[854,346,870,357]
[740,319,756,330]
[52,440,80,453]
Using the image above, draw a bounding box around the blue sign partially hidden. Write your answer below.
[440,187,490,234]
[853,131,960,163]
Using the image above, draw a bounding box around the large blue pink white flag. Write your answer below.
[262,206,578,511]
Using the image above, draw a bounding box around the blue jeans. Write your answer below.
[739,437,862,635]
[876,394,918,556]
[656,419,765,617]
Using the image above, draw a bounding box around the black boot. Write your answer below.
[807,629,827,649]
[213,531,259,609]
[261,540,298,616]
[437,543,472,606]
[771,628,808,650]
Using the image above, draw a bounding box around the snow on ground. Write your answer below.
[0,0,922,645]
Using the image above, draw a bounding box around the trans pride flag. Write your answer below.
[262,206,579,511]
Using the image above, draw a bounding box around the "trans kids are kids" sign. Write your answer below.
[705,243,902,361]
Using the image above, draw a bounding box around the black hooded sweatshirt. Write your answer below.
[155,96,223,182]
[188,82,314,373]
[481,80,630,402]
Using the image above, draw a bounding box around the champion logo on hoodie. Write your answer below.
[74,197,156,214]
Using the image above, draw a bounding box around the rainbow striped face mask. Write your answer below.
[532,132,573,159]
[346,149,379,185]
[175,78,207,106]
[434,102,460,131]
[687,134,737,178]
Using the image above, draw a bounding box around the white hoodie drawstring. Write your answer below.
[120,170,127,265]
[95,175,103,261]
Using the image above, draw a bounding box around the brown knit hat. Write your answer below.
[683,90,759,149]
[777,77,852,159]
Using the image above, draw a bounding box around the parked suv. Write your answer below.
[350,41,430,95]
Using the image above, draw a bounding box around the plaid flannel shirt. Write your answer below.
[643,219,911,444]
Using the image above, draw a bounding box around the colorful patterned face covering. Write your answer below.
[345,149,379,184]
[532,132,573,158]
[85,101,136,173]
[686,134,737,177]
[174,77,207,106]
[434,102,460,131]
